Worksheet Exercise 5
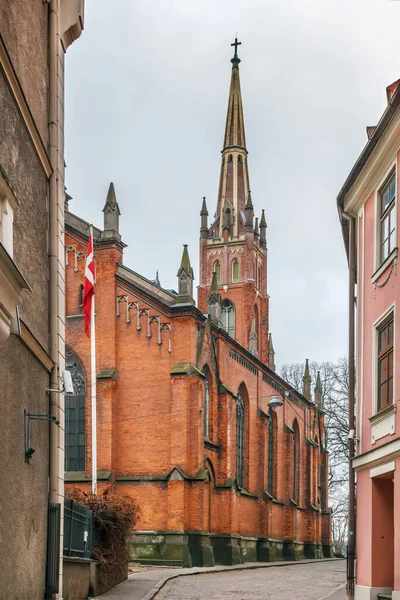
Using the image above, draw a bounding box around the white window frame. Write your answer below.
[0,177,17,258]
[374,164,397,273]
[372,302,396,417]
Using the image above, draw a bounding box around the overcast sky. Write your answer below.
[65,0,400,368]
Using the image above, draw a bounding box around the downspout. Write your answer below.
[341,210,356,598]
[48,1,64,597]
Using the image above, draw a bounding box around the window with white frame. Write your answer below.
[377,314,394,412]
[379,172,396,264]
[0,195,14,257]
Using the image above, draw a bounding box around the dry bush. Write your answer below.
[66,486,139,585]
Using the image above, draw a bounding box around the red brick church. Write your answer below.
[65,42,332,566]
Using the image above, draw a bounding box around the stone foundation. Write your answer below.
[128,531,332,567]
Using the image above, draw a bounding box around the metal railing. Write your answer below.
[45,503,60,599]
[64,498,93,559]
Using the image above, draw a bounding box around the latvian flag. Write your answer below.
[83,230,95,337]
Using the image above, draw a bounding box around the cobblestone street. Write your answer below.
[155,561,346,600]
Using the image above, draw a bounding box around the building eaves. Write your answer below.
[211,324,314,408]
[336,85,400,258]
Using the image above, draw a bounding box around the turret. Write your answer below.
[245,192,254,232]
[101,182,121,241]
[302,358,312,400]
[314,370,323,409]
[176,245,194,304]
[200,197,208,239]
[260,209,267,250]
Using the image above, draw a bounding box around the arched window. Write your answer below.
[221,300,235,338]
[236,387,245,488]
[232,259,239,282]
[203,368,210,439]
[65,351,86,472]
[214,261,221,284]
[292,420,300,502]
[268,409,275,496]
[228,154,233,163]
[238,155,242,163]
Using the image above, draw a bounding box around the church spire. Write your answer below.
[214,38,249,237]
[101,182,121,241]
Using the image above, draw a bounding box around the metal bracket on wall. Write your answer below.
[24,409,60,463]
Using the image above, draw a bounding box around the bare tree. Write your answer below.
[281,358,350,553]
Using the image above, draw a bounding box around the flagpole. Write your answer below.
[90,226,97,495]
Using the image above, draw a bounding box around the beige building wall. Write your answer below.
[0,1,83,598]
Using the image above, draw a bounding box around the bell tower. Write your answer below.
[198,39,270,364]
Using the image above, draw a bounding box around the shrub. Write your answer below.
[66,486,139,585]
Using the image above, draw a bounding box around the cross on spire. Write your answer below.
[231,37,241,60]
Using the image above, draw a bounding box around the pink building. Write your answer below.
[338,80,400,600]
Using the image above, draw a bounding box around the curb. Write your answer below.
[317,583,346,600]
[142,558,344,600]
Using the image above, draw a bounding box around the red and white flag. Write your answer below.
[83,230,95,337]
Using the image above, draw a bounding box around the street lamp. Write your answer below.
[268,394,283,412]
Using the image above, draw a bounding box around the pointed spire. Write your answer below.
[223,41,246,151]
[254,217,259,237]
[176,245,194,304]
[268,334,275,371]
[101,182,121,241]
[302,359,312,400]
[314,371,323,409]
[260,209,267,249]
[200,197,208,239]
[207,272,222,324]
[245,192,254,232]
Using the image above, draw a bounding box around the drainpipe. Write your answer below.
[341,210,356,598]
[49,1,64,597]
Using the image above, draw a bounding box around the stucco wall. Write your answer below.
[0,3,50,598]
[0,337,50,600]
[0,0,49,145]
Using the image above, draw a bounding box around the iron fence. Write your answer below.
[64,498,92,559]
[45,503,60,599]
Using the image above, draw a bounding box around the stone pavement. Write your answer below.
[94,559,345,600]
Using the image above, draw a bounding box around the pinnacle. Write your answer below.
[177,244,193,277]
[260,209,267,227]
[210,271,219,293]
[246,191,253,209]
[103,182,120,214]
[303,359,312,383]
[254,217,259,235]
[201,197,208,215]
[315,370,323,393]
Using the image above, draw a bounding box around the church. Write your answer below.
[64,41,332,566]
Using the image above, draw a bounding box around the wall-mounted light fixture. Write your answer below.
[24,409,60,463]
[24,371,75,462]
[268,394,283,412]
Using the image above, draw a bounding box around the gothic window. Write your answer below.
[236,387,245,488]
[267,409,275,496]
[221,300,235,339]
[203,367,210,439]
[228,154,233,163]
[214,261,221,284]
[292,420,300,502]
[238,155,242,163]
[65,351,86,472]
[232,259,239,282]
